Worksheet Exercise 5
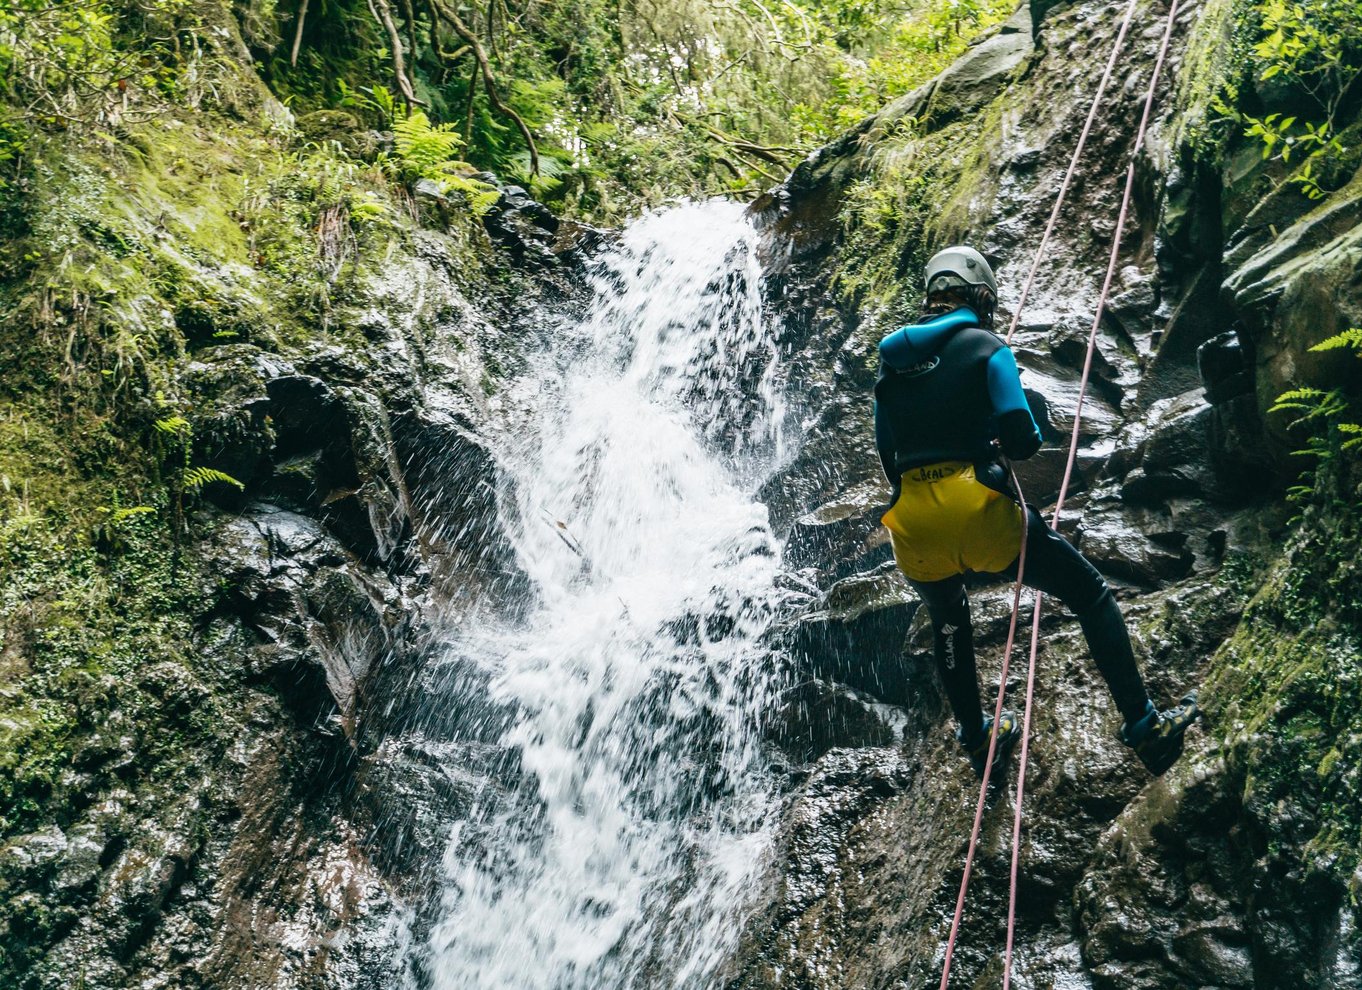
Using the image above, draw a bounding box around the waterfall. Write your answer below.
[417,200,791,989]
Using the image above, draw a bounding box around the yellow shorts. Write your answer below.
[881,461,1024,583]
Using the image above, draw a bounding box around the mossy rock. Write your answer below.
[295,110,375,158]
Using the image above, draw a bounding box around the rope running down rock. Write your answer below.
[938,0,1186,984]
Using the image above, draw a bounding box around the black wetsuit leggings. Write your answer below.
[910,506,1150,739]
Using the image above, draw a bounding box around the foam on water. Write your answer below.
[421,201,790,989]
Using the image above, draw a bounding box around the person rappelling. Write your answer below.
[874,245,1199,780]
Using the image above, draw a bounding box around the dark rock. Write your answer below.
[184,346,283,493]
[1021,364,1124,441]
[727,748,930,989]
[1207,393,1276,491]
[1223,169,1362,459]
[1105,267,1159,334]
[1197,329,1252,405]
[1076,498,1195,585]
[390,408,523,605]
[923,20,1034,125]
[1139,266,1227,407]
[1119,390,1217,505]
[1029,0,1070,33]
[480,185,561,271]
[1014,446,1086,505]
[51,826,105,895]
[782,478,891,579]
[1074,750,1351,990]
[781,566,922,709]
[552,218,610,258]
[483,194,560,265]
[412,178,448,204]
[211,504,399,722]
[757,387,881,537]
[359,736,489,876]
[772,679,899,764]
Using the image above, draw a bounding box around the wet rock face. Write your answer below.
[725,748,928,989]
[210,504,401,722]
[736,0,1362,985]
[0,139,588,990]
[167,252,570,986]
[924,7,1036,124]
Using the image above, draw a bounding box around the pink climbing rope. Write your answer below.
[938,0,1186,985]
[1002,1,1186,987]
[1004,0,1144,347]
[937,0,1143,977]
[936,478,1030,990]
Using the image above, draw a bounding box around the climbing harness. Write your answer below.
[938,0,1186,986]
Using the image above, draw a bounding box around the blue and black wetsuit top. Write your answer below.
[873,306,1042,495]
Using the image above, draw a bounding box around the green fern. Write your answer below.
[1270,387,1326,412]
[1272,326,1362,503]
[349,193,389,224]
[442,174,501,216]
[1310,328,1362,353]
[183,467,245,492]
[388,110,500,215]
[153,414,191,435]
[105,505,156,522]
[394,111,466,178]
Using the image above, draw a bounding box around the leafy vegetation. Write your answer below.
[2,0,1016,222]
[1210,0,1362,200]
[261,0,1013,217]
[0,0,187,125]
[1207,454,1362,896]
[384,103,500,213]
[835,107,998,322]
[1270,328,1362,506]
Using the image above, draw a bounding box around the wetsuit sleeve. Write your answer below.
[986,347,1043,460]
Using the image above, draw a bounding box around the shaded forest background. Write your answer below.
[1,0,1014,221]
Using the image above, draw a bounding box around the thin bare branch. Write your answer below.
[290,0,310,66]
[463,60,479,143]
[367,0,426,108]
[400,0,421,62]
[428,0,539,173]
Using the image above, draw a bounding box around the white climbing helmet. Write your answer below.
[923,245,998,297]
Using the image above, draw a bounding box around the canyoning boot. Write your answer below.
[958,710,1022,782]
[1119,691,1201,776]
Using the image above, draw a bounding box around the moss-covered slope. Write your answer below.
[0,3,574,983]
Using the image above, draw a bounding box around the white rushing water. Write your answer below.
[422,201,790,989]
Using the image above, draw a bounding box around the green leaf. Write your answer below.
[154,415,191,436]
[183,466,245,492]
[1309,329,1362,353]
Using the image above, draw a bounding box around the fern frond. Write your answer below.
[154,415,191,435]
[97,505,157,522]
[1272,386,1326,405]
[349,193,389,224]
[394,111,465,181]
[442,174,502,216]
[1309,328,1362,353]
[183,466,245,492]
